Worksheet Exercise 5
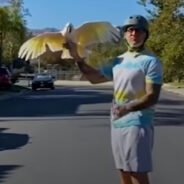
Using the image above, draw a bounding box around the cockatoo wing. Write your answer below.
[18,32,66,61]
[74,22,121,57]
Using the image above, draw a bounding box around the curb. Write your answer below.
[54,80,113,87]
[161,84,184,97]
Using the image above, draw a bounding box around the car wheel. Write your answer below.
[5,84,11,90]
[32,87,37,91]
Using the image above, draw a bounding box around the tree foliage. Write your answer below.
[139,0,184,82]
[88,39,126,68]
[0,0,28,65]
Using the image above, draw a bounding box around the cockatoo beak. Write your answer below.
[66,23,73,33]
[61,23,73,35]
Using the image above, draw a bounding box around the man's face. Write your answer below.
[124,26,147,48]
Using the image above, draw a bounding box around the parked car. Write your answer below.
[0,67,12,89]
[32,73,55,90]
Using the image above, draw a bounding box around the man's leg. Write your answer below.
[119,170,150,184]
[119,170,132,184]
[130,172,150,184]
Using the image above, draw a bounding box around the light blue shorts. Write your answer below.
[111,125,154,172]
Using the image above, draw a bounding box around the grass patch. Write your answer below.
[0,84,30,93]
[10,85,30,92]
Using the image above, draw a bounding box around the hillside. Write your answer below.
[28,27,60,35]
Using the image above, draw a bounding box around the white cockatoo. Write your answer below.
[18,21,121,62]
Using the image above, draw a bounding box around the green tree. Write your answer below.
[0,6,11,66]
[139,0,184,82]
[0,0,28,65]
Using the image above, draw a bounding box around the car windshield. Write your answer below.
[35,74,52,80]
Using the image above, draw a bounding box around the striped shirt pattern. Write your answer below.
[100,49,163,128]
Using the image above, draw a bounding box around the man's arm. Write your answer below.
[127,83,161,111]
[113,83,162,116]
[64,41,109,84]
[76,60,110,84]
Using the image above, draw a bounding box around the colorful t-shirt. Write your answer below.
[99,49,163,128]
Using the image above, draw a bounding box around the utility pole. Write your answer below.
[38,59,41,73]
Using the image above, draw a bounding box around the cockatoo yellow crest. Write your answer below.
[18,21,121,62]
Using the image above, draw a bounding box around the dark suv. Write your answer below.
[0,67,12,89]
[32,73,55,90]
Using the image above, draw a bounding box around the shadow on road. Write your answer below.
[0,128,30,151]
[154,111,184,126]
[158,97,184,106]
[0,128,28,183]
[154,92,184,126]
[0,165,22,183]
[0,87,112,117]
[0,87,184,126]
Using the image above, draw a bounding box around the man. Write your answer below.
[65,15,163,184]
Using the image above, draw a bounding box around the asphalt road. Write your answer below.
[0,86,184,184]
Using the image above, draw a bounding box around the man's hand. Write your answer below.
[112,104,130,117]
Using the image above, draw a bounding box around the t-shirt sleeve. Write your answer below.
[99,60,114,79]
[145,58,163,84]
[98,58,118,79]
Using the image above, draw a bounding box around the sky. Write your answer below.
[1,0,150,29]
[22,0,150,29]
